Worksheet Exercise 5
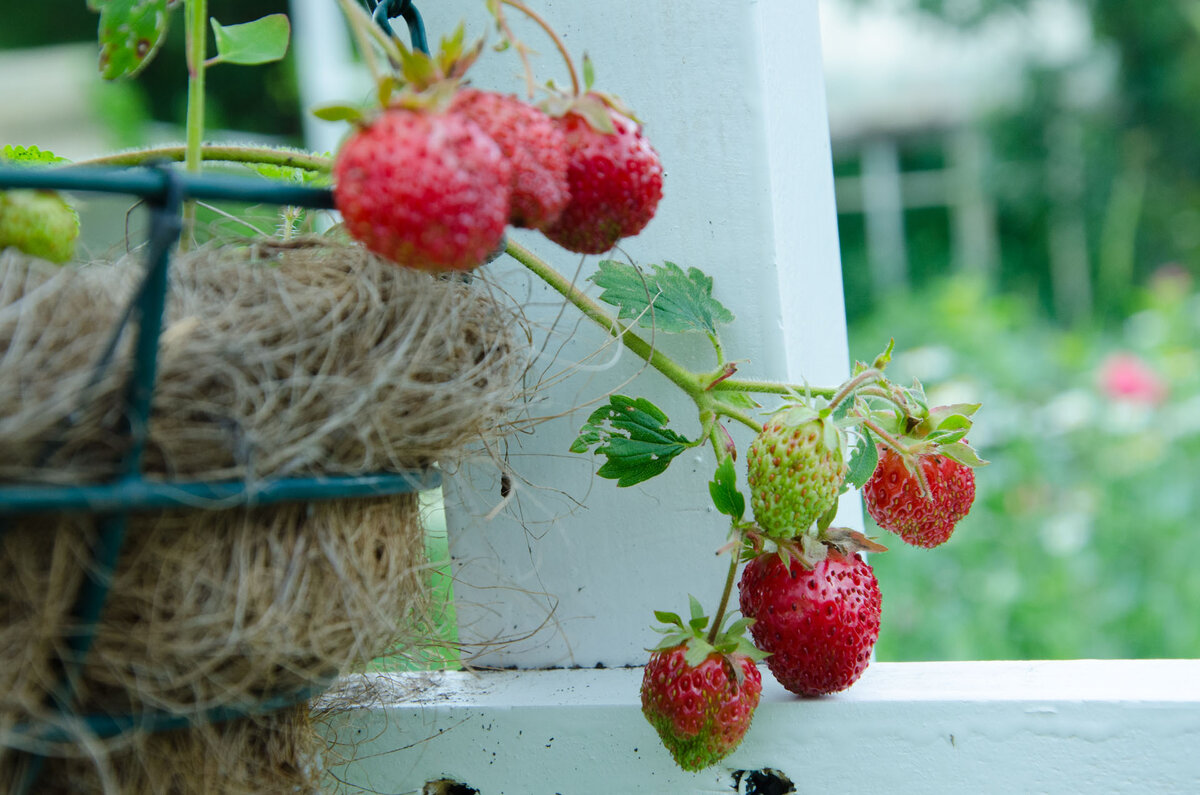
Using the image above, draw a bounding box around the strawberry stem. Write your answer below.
[75,145,333,173]
[181,0,209,246]
[707,551,741,646]
[499,0,581,95]
[828,368,882,412]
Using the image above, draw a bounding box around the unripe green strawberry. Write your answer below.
[738,549,881,696]
[0,190,79,264]
[641,644,761,771]
[863,446,976,548]
[746,407,847,539]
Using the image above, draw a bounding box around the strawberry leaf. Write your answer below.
[210,14,290,66]
[91,0,177,80]
[708,458,746,521]
[1,146,70,165]
[846,429,879,490]
[590,260,735,335]
[569,395,691,487]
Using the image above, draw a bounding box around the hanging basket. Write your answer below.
[0,165,528,791]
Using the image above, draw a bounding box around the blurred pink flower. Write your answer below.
[1098,353,1167,405]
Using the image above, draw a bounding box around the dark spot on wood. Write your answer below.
[732,768,796,795]
[423,780,479,795]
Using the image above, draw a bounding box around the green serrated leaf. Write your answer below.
[846,429,879,490]
[1,145,70,165]
[571,395,691,487]
[708,457,746,521]
[590,260,735,336]
[92,0,176,80]
[210,14,290,66]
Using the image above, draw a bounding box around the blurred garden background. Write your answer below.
[4,0,1200,662]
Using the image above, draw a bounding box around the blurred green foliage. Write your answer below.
[0,1,301,142]
[841,0,1200,325]
[852,271,1200,659]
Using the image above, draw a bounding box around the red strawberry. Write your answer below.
[641,645,761,771]
[738,550,881,697]
[863,446,976,548]
[333,108,512,272]
[449,89,570,230]
[542,99,663,254]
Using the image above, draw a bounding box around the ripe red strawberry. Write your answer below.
[333,108,512,272]
[449,89,570,230]
[746,407,847,539]
[738,550,881,697]
[863,446,976,548]
[641,644,761,771]
[542,98,663,254]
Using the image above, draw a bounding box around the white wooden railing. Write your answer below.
[286,1,1200,792]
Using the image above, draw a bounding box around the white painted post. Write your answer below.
[396,0,860,669]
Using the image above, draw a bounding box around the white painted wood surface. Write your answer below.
[323,661,1200,794]
[406,0,860,670]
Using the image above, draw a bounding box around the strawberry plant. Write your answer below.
[311,0,987,771]
[1,0,992,775]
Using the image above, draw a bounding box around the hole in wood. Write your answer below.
[732,768,796,795]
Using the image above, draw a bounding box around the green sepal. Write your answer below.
[570,395,691,487]
[682,637,716,668]
[583,52,597,91]
[872,338,895,371]
[311,103,368,123]
[708,457,746,522]
[713,391,760,411]
[938,441,989,468]
[210,14,290,67]
[590,260,735,336]
[653,610,683,628]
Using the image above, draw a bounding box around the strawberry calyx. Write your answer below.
[539,56,641,133]
[650,596,767,684]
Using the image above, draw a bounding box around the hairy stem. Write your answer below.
[828,368,881,412]
[707,550,741,645]
[714,377,836,399]
[504,238,702,399]
[182,0,209,244]
[76,145,333,172]
[500,0,580,95]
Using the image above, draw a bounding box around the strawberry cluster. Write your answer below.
[638,348,985,769]
[329,21,663,273]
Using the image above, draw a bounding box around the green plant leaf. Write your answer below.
[91,0,177,80]
[569,395,691,487]
[311,103,366,123]
[1,145,70,165]
[590,260,735,335]
[210,14,290,66]
[708,457,746,521]
[846,429,879,490]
